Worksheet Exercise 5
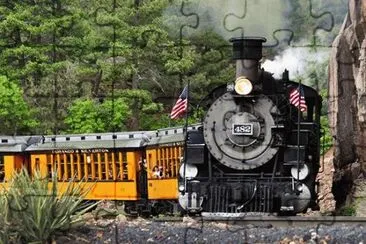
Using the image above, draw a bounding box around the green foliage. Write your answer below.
[64,89,162,132]
[320,114,333,155]
[0,189,20,243]
[144,114,175,130]
[0,0,90,134]
[338,204,356,216]
[64,97,131,133]
[0,76,38,135]
[64,99,104,133]
[119,89,163,130]
[287,0,347,45]
[300,57,329,91]
[99,98,132,132]
[0,1,87,81]
[80,0,174,90]
[0,0,243,133]
[186,30,235,101]
[320,88,332,155]
[0,0,346,134]
[0,168,97,243]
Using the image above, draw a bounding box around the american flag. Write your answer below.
[170,86,188,119]
[289,85,307,112]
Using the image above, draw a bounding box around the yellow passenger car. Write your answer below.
[144,125,203,214]
[25,132,149,201]
[146,128,183,200]
[0,136,34,186]
[0,124,199,216]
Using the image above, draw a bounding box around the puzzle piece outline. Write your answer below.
[0,0,358,242]
[222,0,336,48]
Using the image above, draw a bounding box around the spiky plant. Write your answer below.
[5,168,97,243]
[0,185,21,243]
[0,190,11,244]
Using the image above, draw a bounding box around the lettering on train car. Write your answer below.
[80,149,109,153]
[51,149,109,154]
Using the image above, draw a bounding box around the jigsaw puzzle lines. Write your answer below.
[0,0,355,242]
[223,0,247,37]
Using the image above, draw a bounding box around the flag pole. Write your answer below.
[183,80,190,193]
[297,80,301,183]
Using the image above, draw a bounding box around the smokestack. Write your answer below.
[230,37,266,81]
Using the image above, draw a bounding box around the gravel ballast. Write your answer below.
[56,216,366,243]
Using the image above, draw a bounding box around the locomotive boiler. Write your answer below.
[178,37,322,215]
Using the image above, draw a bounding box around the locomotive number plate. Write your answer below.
[232,124,253,135]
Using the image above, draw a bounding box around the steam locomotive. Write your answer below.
[0,37,321,216]
[178,37,322,215]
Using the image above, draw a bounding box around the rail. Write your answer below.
[152,215,366,227]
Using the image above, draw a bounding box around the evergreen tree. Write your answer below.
[0,0,88,134]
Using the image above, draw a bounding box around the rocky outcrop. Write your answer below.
[316,147,336,214]
[328,0,366,206]
[351,178,366,216]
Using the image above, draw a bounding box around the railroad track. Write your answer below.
[152,214,366,227]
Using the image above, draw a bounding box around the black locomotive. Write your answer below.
[178,37,322,215]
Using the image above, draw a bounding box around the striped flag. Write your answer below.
[289,86,307,112]
[170,86,188,119]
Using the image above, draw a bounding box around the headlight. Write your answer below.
[291,164,310,180]
[179,163,198,178]
[178,185,185,192]
[234,76,253,95]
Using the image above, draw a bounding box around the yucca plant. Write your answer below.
[5,168,97,243]
[0,191,11,244]
[0,190,6,241]
[0,185,21,244]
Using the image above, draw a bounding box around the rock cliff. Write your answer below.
[328,0,366,209]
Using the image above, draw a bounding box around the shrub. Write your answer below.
[0,190,20,243]
[320,115,333,155]
[0,169,97,243]
[338,205,356,216]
